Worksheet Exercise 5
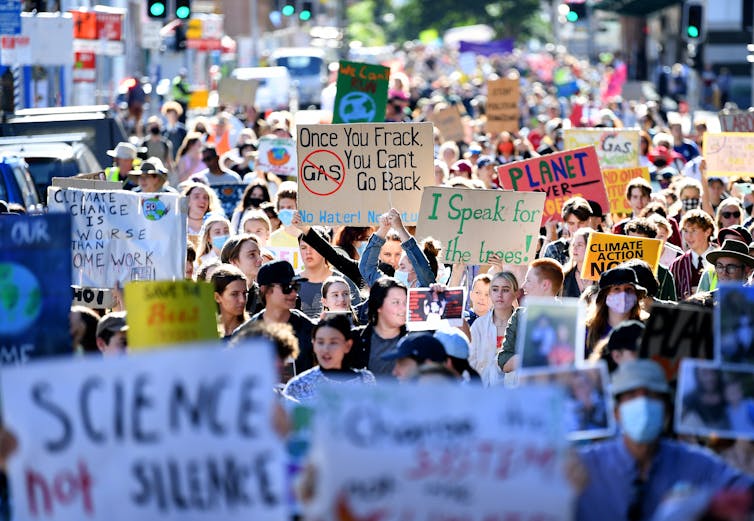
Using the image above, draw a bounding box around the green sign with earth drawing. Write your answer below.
[0,213,72,365]
[333,60,390,124]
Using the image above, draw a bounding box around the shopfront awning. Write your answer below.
[593,0,681,16]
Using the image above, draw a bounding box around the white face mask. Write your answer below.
[605,291,637,314]
[619,396,664,444]
[394,270,410,286]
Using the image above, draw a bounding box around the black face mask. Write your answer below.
[150,126,160,135]
[249,197,264,208]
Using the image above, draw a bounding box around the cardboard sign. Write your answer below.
[716,284,754,364]
[703,132,754,177]
[496,146,608,224]
[296,122,434,226]
[0,342,287,521]
[486,78,520,134]
[563,129,640,169]
[581,232,663,281]
[676,360,754,441]
[332,60,390,124]
[416,186,544,265]
[266,246,304,271]
[518,363,615,441]
[428,104,464,142]
[217,77,258,106]
[47,188,186,288]
[308,383,572,521]
[719,110,754,132]
[639,302,713,382]
[406,287,465,331]
[213,183,246,218]
[601,166,651,214]
[124,280,219,349]
[0,214,71,365]
[71,286,114,309]
[515,297,586,370]
[256,137,297,177]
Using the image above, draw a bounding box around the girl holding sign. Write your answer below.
[283,314,375,404]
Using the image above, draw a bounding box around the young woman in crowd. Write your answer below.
[241,210,272,247]
[321,275,360,324]
[231,180,271,234]
[197,215,232,267]
[211,264,248,338]
[584,267,644,357]
[220,234,264,314]
[334,226,373,261]
[716,197,745,231]
[561,227,594,298]
[283,314,375,404]
[470,271,519,386]
[183,181,223,238]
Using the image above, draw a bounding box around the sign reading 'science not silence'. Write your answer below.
[296,122,434,226]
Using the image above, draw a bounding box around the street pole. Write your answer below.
[250,0,258,66]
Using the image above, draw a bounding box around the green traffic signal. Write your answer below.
[299,10,311,21]
[176,6,190,18]
[566,11,578,22]
[149,1,166,17]
[281,4,294,16]
[687,25,699,38]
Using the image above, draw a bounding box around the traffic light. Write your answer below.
[564,2,586,23]
[299,1,312,21]
[281,0,295,17]
[147,0,166,18]
[175,0,191,19]
[683,3,704,42]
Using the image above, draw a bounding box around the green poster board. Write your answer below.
[332,60,390,124]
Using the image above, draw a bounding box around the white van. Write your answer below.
[231,66,291,111]
[269,48,327,108]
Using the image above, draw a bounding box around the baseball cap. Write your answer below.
[476,155,497,169]
[381,334,447,363]
[256,260,307,286]
[96,311,128,338]
[611,359,670,396]
[606,320,645,354]
[433,327,470,359]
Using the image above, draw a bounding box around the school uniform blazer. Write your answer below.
[669,251,696,300]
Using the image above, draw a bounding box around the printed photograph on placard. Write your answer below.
[716,284,754,364]
[518,362,614,440]
[676,360,754,441]
[515,297,586,370]
[407,287,465,331]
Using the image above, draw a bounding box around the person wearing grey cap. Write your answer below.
[576,360,753,521]
[95,311,128,355]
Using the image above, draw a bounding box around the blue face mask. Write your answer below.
[355,241,368,258]
[211,234,229,251]
[278,209,295,227]
[619,396,664,444]
[394,270,410,286]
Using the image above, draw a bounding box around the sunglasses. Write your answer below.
[274,282,300,294]
[722,211,741,219]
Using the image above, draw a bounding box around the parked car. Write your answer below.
[0,105,129,168]
[0,133,101,204]
[0,156,42,212]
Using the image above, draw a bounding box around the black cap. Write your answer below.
[587,200,603,218]
[624,261,658,297]
[606,320,645,354]
[598,267,646,293]
[256,260,307,286]
[381,334,447,363]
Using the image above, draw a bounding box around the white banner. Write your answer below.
[308,383,573,520]
[256,137,297,178]
[1,342,287,521]
[47,188,186,288]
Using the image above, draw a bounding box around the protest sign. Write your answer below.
[719,109,754,132]
[516,297,586,370]
[518,363,615,441]
[486,78,520,134]
[716,284,754,364]
[0,341,287,521]
[332,60,390,124]
[496,146,608,224]
[256,137,297,177]
[563,128,640,169]
[407,287,465,331]
[124,280,219,349]
[639,302,713,382]
[581,232,663,281]
[428,104,464,142]
[601,166,651,214]
[703,132,754,177]
[416,186,544,265]
[266,246,304,271]
[308,383,573,521]
[71,286,114,309]
[213,183,246,218]
[47,188,186,288]
[676,360,754,441]
[297,122,434,225]
[217,77,258,105]
[0,214,71,365]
